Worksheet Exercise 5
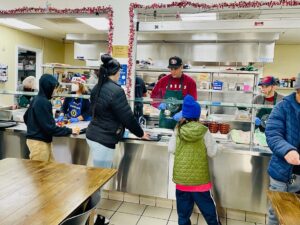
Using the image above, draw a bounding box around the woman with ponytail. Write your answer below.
[86,55,148,223]
[87,54,148,165]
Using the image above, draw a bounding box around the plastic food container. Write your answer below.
[219,123,230,134]
[208,122,219,133]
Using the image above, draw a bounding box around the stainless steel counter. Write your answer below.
[0,124,271,213]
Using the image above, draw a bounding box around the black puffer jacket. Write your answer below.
[86,79,144,148]
[24,74,72,143]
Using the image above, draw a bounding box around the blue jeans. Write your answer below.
[86,138,115,168]
[176,189,221,225]
[268,175,300,225]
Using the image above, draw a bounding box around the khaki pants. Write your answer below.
[26,139,54,162]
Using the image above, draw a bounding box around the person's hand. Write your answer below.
[11,104,18,110]
[70,117,79,123]
[72,127,80,135]
[255,117,261,126]
[158,103,167,110]
[173,111,182,122]
[56,115,64,122]
[141,132,150,140]
[284,150,300,165]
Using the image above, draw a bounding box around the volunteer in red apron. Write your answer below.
[151,56,197,129]
[57,76,91,123]
[253,76,284,132]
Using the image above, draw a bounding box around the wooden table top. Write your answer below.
[267,190,300,225]
[0,158,117,225]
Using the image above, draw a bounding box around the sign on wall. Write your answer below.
[112,45,129,58]
[118,64,127,85]
[0,64,8,82]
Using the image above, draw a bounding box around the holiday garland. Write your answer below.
[126,0,300,97]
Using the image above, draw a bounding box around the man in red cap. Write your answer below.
[151,56,197,129]
[253,76,284,132]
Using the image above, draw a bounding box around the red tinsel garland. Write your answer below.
[126,0,300,97]
[0,6,114,54]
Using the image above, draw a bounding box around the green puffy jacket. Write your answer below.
[173,122,210,185]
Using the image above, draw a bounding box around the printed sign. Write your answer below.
[118,64,127,85]
[0,64,8,82]
[112,45,129,58]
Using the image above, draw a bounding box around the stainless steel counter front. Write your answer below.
[0,125,271,213]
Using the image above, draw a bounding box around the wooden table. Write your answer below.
[267,190,300,225]
[0,158,117,225]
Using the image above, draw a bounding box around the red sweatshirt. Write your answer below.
[150,74,197,107]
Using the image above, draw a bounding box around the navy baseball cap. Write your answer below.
[168,56,183,69]
[258,76,277,86]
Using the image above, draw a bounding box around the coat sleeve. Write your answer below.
[168,130,177,154]
[265,102,297,158]
[188,79,198,100]
[34,100,72,137]
[150,81,163,108]
[61,97,71,114]
[111,89,144,138]
[204,130,218,157]
[81,99,91,120]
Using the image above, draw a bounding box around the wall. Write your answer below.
[0,25,65,106]
[64,42,85,66]
[263,44,300,79]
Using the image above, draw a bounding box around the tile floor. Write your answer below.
[96,199,264,225]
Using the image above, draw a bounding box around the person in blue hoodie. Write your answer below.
[265,73,300,225]
[24,74,80,162]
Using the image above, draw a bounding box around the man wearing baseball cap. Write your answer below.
[151,56,197,129]
[265,73,300,225]
[253,76,284,132]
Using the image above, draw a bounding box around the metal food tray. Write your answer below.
[0,120,17,128]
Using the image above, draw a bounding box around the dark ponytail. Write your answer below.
[97,54,121,89]
[93,54,121,118]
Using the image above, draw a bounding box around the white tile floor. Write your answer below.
[96,199,264,225]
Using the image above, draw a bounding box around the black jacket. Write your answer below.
[86,79,144,148]
[61,95,91,120]
[24,74,72,143]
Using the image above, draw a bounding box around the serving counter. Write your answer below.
[0,122,272,214]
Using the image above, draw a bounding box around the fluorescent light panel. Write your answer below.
[180,13,217,21]
[0,18,42,29]
[76,17,109,30]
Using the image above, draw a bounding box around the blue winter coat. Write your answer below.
[266,92,300,183]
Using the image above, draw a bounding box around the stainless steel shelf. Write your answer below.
[42,64,98,70]
[136,67,259,75]
[197,89,254,94]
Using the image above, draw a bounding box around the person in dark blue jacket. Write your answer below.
[24,74,80,162]
[57,76,91,123]
[265,73,300,225]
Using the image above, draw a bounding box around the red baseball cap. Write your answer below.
[258,76,277,86]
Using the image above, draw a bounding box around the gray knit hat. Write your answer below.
[295,73,300,90]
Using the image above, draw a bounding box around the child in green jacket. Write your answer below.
[168,95,221,225]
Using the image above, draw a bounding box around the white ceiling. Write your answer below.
[0,15,108,41]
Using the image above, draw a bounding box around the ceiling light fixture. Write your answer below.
[76,17,109,30]
[0,18,42,30]
[180,13,217,21]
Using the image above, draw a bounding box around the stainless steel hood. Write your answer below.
[137,18,300,32]
[137,20,280,64]
[65,34,108,60]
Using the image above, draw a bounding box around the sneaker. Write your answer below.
[94,215,109,225]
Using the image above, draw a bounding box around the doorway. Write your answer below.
[16,46,42,90]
